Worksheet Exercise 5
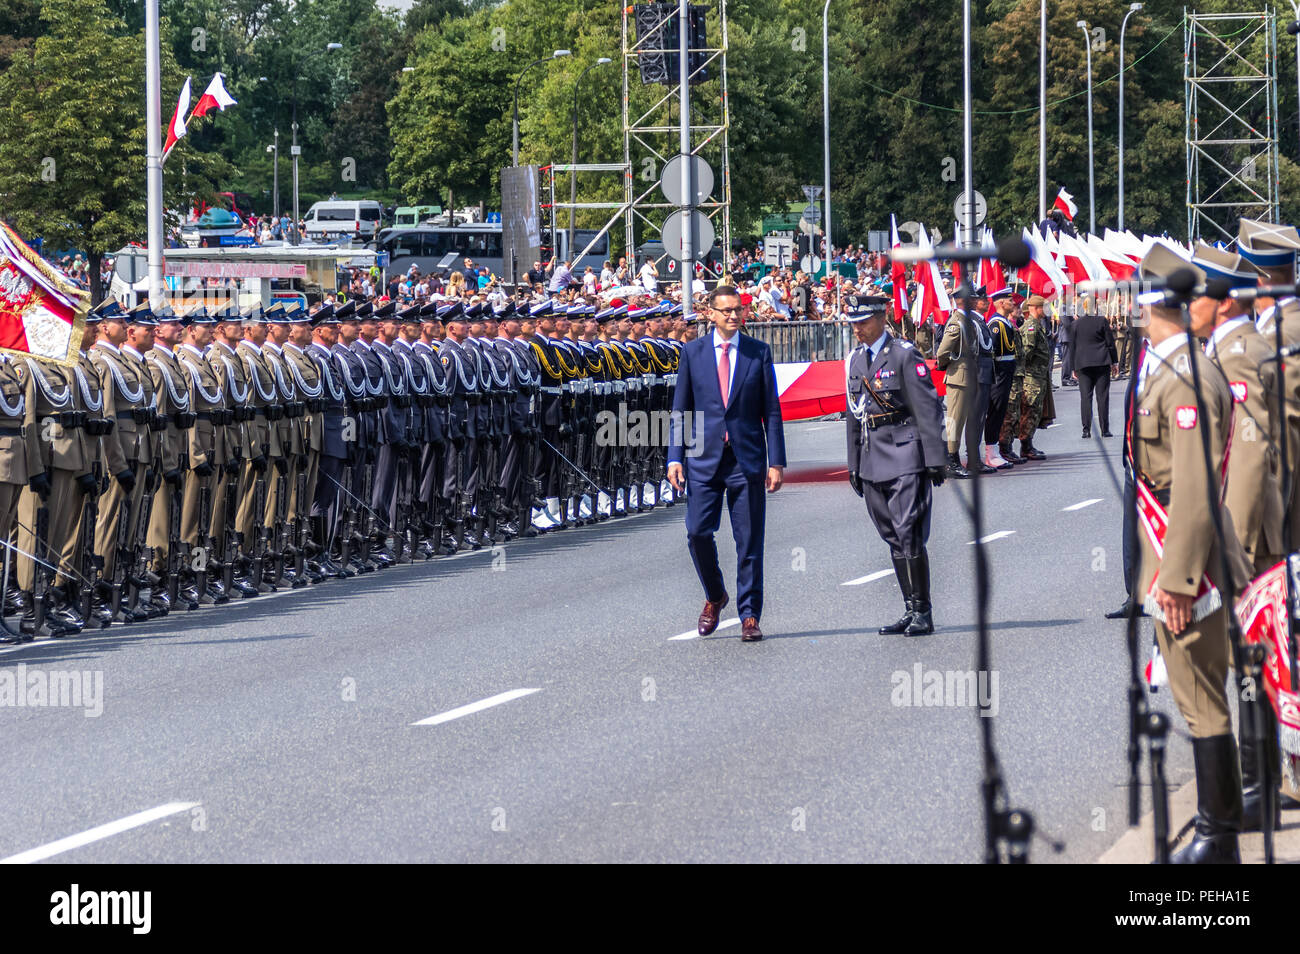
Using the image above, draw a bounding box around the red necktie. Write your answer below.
[719,341,731,444]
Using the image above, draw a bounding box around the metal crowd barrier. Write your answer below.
[728,320,853,363]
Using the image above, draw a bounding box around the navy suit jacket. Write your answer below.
[669,331,786,481]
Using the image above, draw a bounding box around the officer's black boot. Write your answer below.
[879,556,914,635]
[1172,734,1242,864]
[999,441,1025,465]
[904,551,934,636]
[1239,707,1282,833]
[946,453,969,480]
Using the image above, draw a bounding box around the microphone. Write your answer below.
[1227,283,1300,301]
[890,237,1032,269]
[1288,19,1300,35]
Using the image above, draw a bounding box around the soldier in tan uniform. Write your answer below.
[206,304,258,598]
[235,305,282,591]
[1238,218,1300,552]
[0,354,50,639]
[176,308,226,604]
[143,307,194,611]
[92,304,156,623]
[1133,244,1253,863]
[283,305,325,584]
[64,306,111,627]
[934,308,977,479]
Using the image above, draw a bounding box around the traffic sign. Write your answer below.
[660,156,715,206]
[954,189,987,227]
[801,203,821,225]
[801,254,822,274]
[660,210,715,259]
[113,247,145,284]
[801,184,823,203]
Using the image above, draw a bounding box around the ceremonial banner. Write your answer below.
[1235,560,1300,787]
[0,223,85,365]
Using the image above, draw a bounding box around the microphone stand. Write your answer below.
[1176,293,1273,863]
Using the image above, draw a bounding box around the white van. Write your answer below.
[303,200,383,240]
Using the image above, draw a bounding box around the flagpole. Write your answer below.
[145,0,164,308]
[1038,0,1047,224]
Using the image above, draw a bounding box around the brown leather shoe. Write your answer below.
[698,593,729,636]
[741,617,763,641]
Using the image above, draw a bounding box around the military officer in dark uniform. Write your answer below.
[844,294,948,636]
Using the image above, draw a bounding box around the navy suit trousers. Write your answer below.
[684,444,767,622]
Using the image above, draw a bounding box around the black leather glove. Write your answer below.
[297,454,309,470]
[273,456,288,476]
[251,454,268,474]
[226,457,240,473]
[115,468,136,493]
[164,468,183,486]
[847,471,863,498]
[927,465,947,488]
[74,472,98,496]
[193,460,214,478]
[28,471,52,499]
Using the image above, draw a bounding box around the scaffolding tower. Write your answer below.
[621,1,732,279]
[1184,9,1280,244]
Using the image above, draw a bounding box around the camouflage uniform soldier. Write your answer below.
[1002,294,1051,461]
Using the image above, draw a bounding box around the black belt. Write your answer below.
[865,410,908,430]
[195,411,215,421]
[0,425,21,436]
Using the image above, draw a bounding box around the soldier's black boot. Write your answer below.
[1239,707,1282,833]
[1173,734,1242,864]
[879,556,914,635]
[999,441,1025,465]
[945,453,969,480]
[1019,439,1046,461]
[904,551,934,636]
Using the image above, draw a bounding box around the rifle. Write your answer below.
[126,461,160,616]
[293,466,309,584]
[336,460,357,575]
[195,480,216,603]
[78,464,102,626]
[221,469,240,596]
[357,450,376,567]
[269,470,289,588]
[250,470,269,591]
[30,500,50,635]
[166,468,187,609]
[109,487,133,621]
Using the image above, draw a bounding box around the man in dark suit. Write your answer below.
[668,286,786,642]
[1066,297,1118,438]
[845,295,948,635]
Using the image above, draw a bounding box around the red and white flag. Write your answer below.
[1020,227,1068,299]
[163,76,192,158]
[915,224,951,324]
[1053,187,1078,220]
[192,72,237,119]
[0,223,87,364]
[977,228,1007,297]
[889,215,910,320]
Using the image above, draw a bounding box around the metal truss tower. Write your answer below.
[621,1,732,279]
[1185,9,1280,243]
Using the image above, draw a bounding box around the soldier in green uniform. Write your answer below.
[1001,294,1050,461]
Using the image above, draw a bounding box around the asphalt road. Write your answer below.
[0,375,1189,863]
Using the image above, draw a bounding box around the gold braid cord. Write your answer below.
[531,340,564,381]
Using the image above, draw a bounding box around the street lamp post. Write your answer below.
[1118,3,1143,231]
[266,130,280,219]
[822,0,834,310]
[1077,20,1095,236]
[291,43,343,237]
[570,57,612,258]
[513,50,571,167]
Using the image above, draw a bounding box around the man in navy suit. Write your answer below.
[668,286,786,642]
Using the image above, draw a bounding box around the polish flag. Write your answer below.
[1086,233,1137,280]
[1020,227,1068,299]
[889,215,910,321]
[162,77,192,158]
[915,224,951,324]
[1053,187,1078,220]
[977,228,1007,297]
[1058,231,1107,285]
[192,72,237,119]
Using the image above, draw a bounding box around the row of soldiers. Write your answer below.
[0,294,688,641]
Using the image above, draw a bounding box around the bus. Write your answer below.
[376,223,610,282]
[109,245,379,311]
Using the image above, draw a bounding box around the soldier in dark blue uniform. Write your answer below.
[844,295,948,636]
[306,304,349,577]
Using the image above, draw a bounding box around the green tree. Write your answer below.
[0,0,228,302]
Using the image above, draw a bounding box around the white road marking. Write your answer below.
[842,569,894,586]
[412,688,541,726]
[968,530,1016,545]
[668,618,740,641]
[0,801,199,864]
[1062,498,1102,511]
